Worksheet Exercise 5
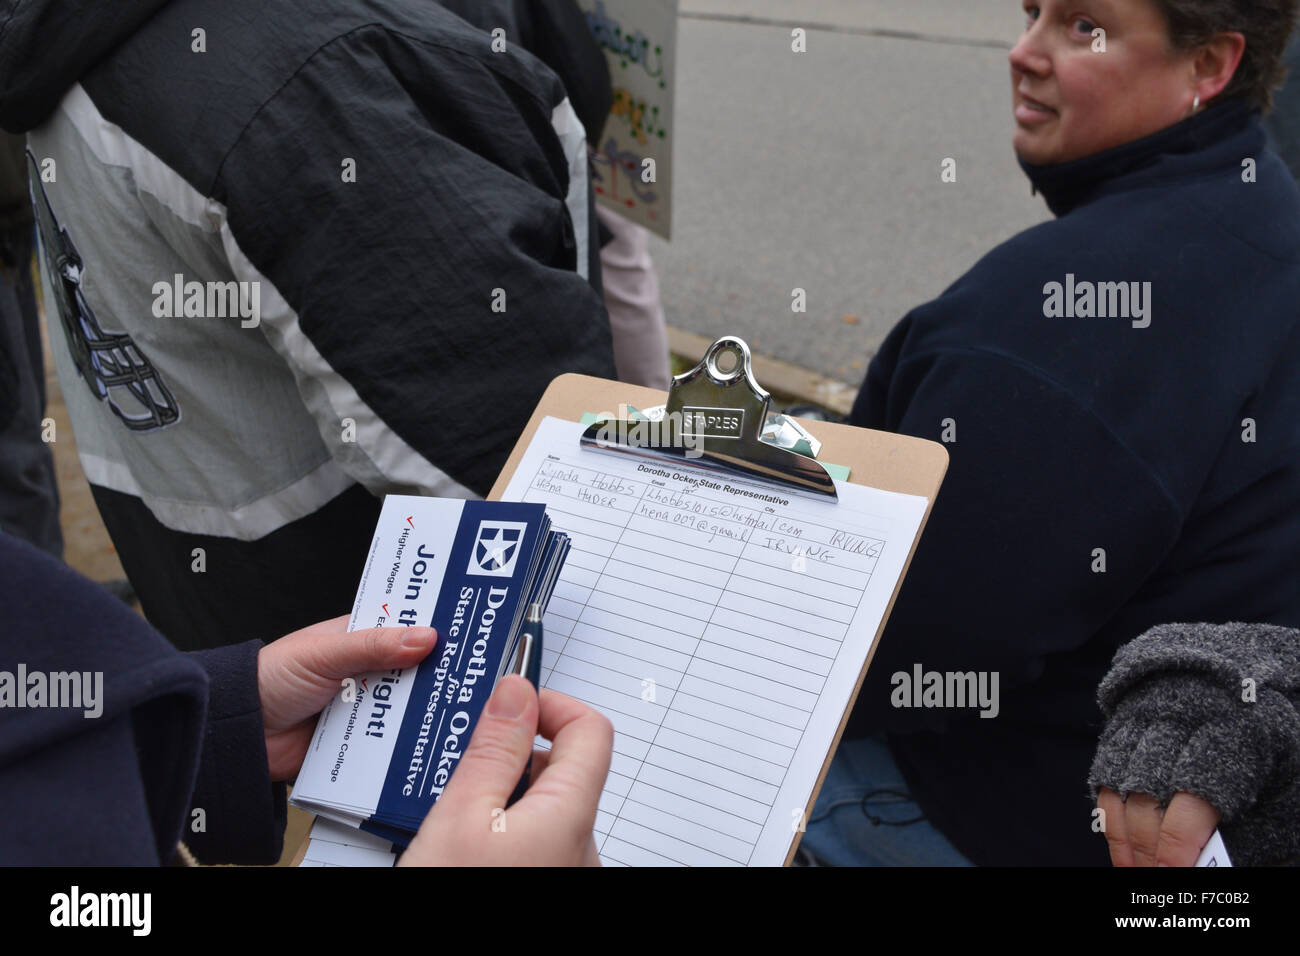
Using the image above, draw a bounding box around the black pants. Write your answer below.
[0,225,62,557]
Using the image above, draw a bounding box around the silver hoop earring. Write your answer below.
[1193,93,1201,113]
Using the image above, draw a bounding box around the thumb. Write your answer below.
[438,675,538,816]
[258,624,439,734]
[299,625,438,681]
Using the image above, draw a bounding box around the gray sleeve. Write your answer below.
[1088,622,1300,866]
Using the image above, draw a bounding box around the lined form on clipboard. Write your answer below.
[500,416,929,867]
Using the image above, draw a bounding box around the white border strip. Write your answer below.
[552,97,590,280]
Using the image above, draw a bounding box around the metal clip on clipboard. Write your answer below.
[580,336,838,500]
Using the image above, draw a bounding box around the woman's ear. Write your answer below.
[1193,31,1247,104]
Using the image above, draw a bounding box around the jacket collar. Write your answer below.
[1018,95,1261,217]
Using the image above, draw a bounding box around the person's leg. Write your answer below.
[798,734,973,866]
[0,226,63,558]
[596,204,671,390]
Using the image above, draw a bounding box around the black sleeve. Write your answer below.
[0,711,167,864]
[1089,622,1300,866]
[184,640,287,865]
[218,21,615,496]
[0,531,210,864]
[523,0,614,140]
[438,0,613,140]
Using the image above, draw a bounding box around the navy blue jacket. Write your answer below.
[847,97,1300,866]
[0,533,284,864]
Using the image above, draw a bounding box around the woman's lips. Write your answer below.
[1015,93,1057,125]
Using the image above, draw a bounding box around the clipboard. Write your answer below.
[489,336,948,866]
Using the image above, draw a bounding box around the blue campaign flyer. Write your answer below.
[290,495,556,833]
[372,498,548,829]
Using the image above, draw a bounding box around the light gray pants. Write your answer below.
[597,205,671,390]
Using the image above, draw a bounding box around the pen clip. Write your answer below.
[509,630,535,679]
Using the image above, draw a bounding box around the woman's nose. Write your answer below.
[1009,26,1051,77]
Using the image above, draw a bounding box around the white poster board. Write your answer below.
[580,0,678,239]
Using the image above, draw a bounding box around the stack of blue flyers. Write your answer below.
[291,495,569,842]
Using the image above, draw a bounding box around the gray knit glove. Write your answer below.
[1088,623,1300,866]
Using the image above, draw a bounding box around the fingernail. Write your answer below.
[487,675,530,719]
[401,627,437,648]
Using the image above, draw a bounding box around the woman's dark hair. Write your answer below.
[1152,0,1299,112]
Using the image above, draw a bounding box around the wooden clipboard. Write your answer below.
[487,371,949,866]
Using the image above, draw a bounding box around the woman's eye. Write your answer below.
[1074,18,1097,35]
[1024,6,1040,25]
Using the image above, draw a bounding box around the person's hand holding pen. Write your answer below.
[397,677,614,866]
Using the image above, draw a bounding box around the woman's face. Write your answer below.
[1010,0,1198,164]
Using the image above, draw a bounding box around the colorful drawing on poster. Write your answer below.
[580,0,677,239]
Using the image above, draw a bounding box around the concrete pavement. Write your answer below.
[648,0,1051,388]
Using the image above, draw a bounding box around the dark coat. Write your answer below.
[0,532,284,864]
[848,97,1300,866]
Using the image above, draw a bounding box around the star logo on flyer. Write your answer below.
[469,521,527,576]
